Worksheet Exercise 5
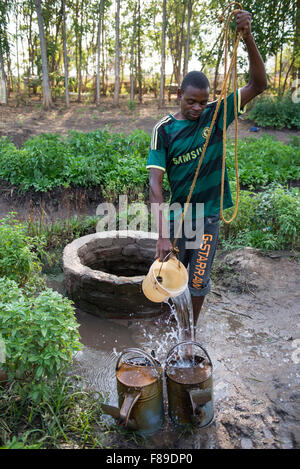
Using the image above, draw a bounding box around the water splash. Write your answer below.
[167,288,195,342]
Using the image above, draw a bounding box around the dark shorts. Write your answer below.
[169,214,220,297]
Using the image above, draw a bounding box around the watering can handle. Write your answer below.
[116,348,161,375]
[165,341,212,367]
[188,389,212,421]
[119,391,141,428]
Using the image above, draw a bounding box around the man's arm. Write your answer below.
[234,10,267,108]
[149,168,173,261]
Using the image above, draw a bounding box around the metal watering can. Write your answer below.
[165,341,214,428]
[101,348,164,435]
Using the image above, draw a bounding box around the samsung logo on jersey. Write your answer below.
[172,145,204,165]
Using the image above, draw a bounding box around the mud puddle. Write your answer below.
[46,248,300,449]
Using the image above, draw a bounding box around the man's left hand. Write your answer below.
[234,10,252,40]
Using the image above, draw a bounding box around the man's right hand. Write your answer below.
[155,237,173,262]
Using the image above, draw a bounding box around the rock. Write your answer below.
[240,437,253,449]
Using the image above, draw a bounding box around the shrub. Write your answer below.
[0,214,42,286]
[220,184,300,251]
[248,95,300,129]
[0,278,81,402]
[226,136,300,189]
[0,130,163,197]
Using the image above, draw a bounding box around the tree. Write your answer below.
[159,0,167,107]
[130,1,137,102]
[62,0,70,107]
[34,0,53,109]
[0,0,11,105]
[293,0,300,80]
[114,0,120,106]
[137,0,142,103]
[96,0,104,105]
[183,0,193,77]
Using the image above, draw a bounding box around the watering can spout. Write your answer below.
[100,403,138,431]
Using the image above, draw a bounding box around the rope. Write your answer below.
[172,2,243,252]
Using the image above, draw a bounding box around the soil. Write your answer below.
[1,96,299,449]
[60,247,300,450]
[0,95,298,149]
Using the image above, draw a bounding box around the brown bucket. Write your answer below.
[165,341,214,428]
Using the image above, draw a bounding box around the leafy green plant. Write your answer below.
[248,95,300,129]
[0,130,151,197]
[252,184,300,250]
[226,136,300,189]
[0,213,43,286]
[220,184,300,251]
[0,278,81,402]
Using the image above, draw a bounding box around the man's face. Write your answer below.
[178,85,210,121]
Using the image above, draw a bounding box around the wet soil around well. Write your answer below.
[48,248,300,450]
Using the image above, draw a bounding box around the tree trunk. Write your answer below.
[62,0,70,108]
[7,58,13,97]
[293,0,300,80]
[0,51,7,105]
[102,23,106,95]
[34,0,53,110]
[137,0,142,103]
[77,0,84,102]
[96,0,104,105]
[282,56,295,95]
[274,52,277,89]
[114,0,120,107]
[177,0,187,86]
[15,6,20,95]
[159,0,167,107]
[130,3,137,102]
[28,6,34,75]
[183,0,192,78]
[278,44,283,96]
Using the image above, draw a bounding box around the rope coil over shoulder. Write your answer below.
[171,2,243,254]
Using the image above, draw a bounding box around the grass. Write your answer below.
[0,375,111,449]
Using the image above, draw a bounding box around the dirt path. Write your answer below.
[0,96,298,148]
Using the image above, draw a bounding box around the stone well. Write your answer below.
[63,230,163,318]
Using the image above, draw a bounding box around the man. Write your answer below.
[146,10,267,327]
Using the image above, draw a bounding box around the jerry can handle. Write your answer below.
[165,341,213,367]
[116,348,161,376]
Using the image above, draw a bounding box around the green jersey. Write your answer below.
[147,89,245,219]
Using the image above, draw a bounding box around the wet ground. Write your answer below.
[48,247,300,449]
